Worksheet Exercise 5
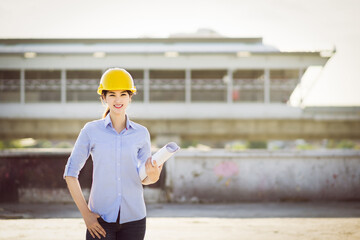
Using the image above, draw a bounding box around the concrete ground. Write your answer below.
[1,202,360,240]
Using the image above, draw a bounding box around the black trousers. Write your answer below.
[86,210,146,240]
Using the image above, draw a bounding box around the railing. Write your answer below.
[270,78,298,90]
[149,78,185,90]
[0,78,20,91]
[66,78,98,91]
[0,77,299,104]
[191,78,227,90]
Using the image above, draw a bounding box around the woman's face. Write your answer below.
[104,90,131,114]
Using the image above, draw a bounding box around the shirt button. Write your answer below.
[118,193,121,196]
[118,178,120,180]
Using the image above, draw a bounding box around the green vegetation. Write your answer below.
[0,138,359,150]
[226,140,267,151]
[55,141,73,148]
[181,139,199,148]
[296,143,315,150]
[0,139,23,149]
[326,139,357,149]
[226,139,359,151]
[247,141,267,149]
[226,141,247,151]
[0,138,74,150]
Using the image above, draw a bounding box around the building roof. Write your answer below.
[0,38,326,56]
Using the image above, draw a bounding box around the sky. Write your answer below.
[0,0,359,106]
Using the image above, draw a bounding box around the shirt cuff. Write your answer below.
[63,163,79,179]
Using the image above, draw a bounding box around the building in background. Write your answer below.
[1,31,360,203]
[0,31,359,148]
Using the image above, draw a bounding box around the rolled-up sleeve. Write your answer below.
[63,125,91,179]
[137,128,151,169]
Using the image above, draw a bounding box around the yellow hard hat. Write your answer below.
[97,68,137,95]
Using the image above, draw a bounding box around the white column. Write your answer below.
[185,69,191,103]
[144,69,149,103]
[20,69,25,104]
[227,69,233,104]
[264,68,270,104]
[61,69,66,104]
[298,68,304,106]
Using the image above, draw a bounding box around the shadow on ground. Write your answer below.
[1,202,360,219]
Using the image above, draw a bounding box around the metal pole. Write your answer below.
[61,69,66,104]
[144,69,149,103]
[227,69,233,104]
[264,68,270,103]
[20,69,25,104]
[185,69,191,103]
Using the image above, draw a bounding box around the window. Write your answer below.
[233,70,264,102]
[0,70,21,103]
[191,70,227,102]
[149,70,185,102]
[25,70,61,102]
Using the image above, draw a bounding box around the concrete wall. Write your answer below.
[0,149,165,203]
[166,149,360,202]
[1,149,359,203]
[1,104,359,142]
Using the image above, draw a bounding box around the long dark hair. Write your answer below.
[100,90,134,118]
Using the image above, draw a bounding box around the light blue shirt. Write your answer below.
[63,113,151,224]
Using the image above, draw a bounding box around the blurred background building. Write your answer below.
[1,30,359,203]
[0,30,358,150]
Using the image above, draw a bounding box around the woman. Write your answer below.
[63,68,162,240]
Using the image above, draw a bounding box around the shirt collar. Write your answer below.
[103,113,136,130]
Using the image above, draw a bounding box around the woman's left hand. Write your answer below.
[145,157,163,183]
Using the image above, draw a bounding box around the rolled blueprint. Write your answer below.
[139,142,180,181]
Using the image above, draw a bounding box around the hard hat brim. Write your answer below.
[97,88,137,95]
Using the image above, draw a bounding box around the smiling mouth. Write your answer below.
[114,104,123,109]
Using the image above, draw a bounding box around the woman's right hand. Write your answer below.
[84,211,106,239]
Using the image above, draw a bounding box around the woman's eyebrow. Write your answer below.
[109,91,126,94]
